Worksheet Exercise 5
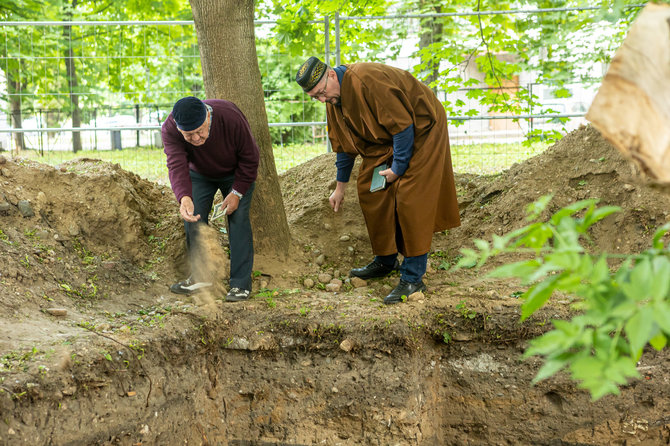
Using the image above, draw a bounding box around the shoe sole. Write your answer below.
[169,282,213,295]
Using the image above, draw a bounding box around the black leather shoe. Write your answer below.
[384,279,426,305]
[349,259,399,280]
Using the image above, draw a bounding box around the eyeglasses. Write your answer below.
[309,74,328,101]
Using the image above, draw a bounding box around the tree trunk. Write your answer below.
[63,1,82,153]
[586,3,670,183]
[418,1,443,93]
[8,75,25,155]
[189,0,291,256]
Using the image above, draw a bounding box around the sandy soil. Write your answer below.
[0,125,669,445]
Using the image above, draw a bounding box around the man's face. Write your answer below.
[177,110,211,146]
[307,71,339,105]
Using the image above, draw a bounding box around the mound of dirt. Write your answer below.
[0,124,669,445]
[280,125,670,268]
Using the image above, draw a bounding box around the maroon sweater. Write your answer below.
[162,99,260,203]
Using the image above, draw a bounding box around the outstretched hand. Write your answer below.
[179,196,201,223]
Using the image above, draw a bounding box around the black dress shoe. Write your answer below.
[349,259,399,280]
[384,279,426,305]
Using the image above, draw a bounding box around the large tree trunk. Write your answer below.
[418,1,443,93]
[63,1,82,153]
[586,3,670,182]
[189,0,291,256]
[8,75,25,155]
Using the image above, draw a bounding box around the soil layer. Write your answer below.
[0,125,669,445]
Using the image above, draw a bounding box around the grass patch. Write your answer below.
[15,141,550,183]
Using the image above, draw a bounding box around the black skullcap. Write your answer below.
[296,56,327,92]
[172,96,207,131]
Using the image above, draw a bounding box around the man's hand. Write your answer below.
[179,196,201,222]
[221,191,241,215]
[379,167,399,183]
[329,181,347,212]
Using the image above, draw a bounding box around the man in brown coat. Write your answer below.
[296,57,460,304]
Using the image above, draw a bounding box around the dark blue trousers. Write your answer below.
[185,170,255,290]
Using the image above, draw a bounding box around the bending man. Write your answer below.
[296,57,460,304]
[162,96,259,302]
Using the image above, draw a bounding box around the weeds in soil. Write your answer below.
[0,347,41,372]
[455,194,670,400]
[0,229,12,244]
[456,300,477,319]
[72,238,95,265]
[60,277,99,300]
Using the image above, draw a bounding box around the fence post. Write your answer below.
[135,104,140,147]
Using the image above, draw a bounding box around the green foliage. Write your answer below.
[455,195,670,400]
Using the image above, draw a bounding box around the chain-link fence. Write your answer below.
[0,7,639,182]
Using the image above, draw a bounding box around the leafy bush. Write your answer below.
[456,195,670,399]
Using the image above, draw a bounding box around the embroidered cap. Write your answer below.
[295,56,327,92]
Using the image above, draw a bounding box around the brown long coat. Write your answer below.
[326,63,460,257]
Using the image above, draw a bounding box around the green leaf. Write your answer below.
[524,329,566,357]
[649,331,667,351]
[625,307,655,355]
[488,259,541,279]
[620,259,652,301]
[653,301,670,334]
[532,356,570,384]
[652,223,670,249]
[521,275,559,320]
[525,194,553,221]
[650,256,670,301]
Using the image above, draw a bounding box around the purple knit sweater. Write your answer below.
[162,99,260,203]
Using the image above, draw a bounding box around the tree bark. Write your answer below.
[8,75,25,155]
[418,1,443,93]
[189,0,291,256]
[586,3,670,182]
[63,0,82,153]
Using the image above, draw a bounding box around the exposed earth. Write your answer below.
[0,125,669,445]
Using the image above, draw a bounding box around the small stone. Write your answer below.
[331,387,339,393]
[67,223,80,236]
[46,308,67,317]
[325,283,341,292]
[0,202,10,213]
[315,254,325,266]
[407,291,424,302]
[102,261,116,270]
[0,155,6,164]
[317,273,332,284]
[8,428,16,435]
[127,391,137,397]
[329,278,343,287]
[1,168,10,177]
[339,339,354,352]
[323,223,332,230]
[139,425,150,435]
[303,278,315,288]
[17,200,34,217]
[350,277,367,288]
[623,183,634,191]
[339,235,350,242]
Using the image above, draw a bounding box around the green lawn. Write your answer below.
[15,141,549,184]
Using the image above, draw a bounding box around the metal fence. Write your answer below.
[0,7,638,181]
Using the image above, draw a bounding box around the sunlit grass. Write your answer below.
[14,140,550,184]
